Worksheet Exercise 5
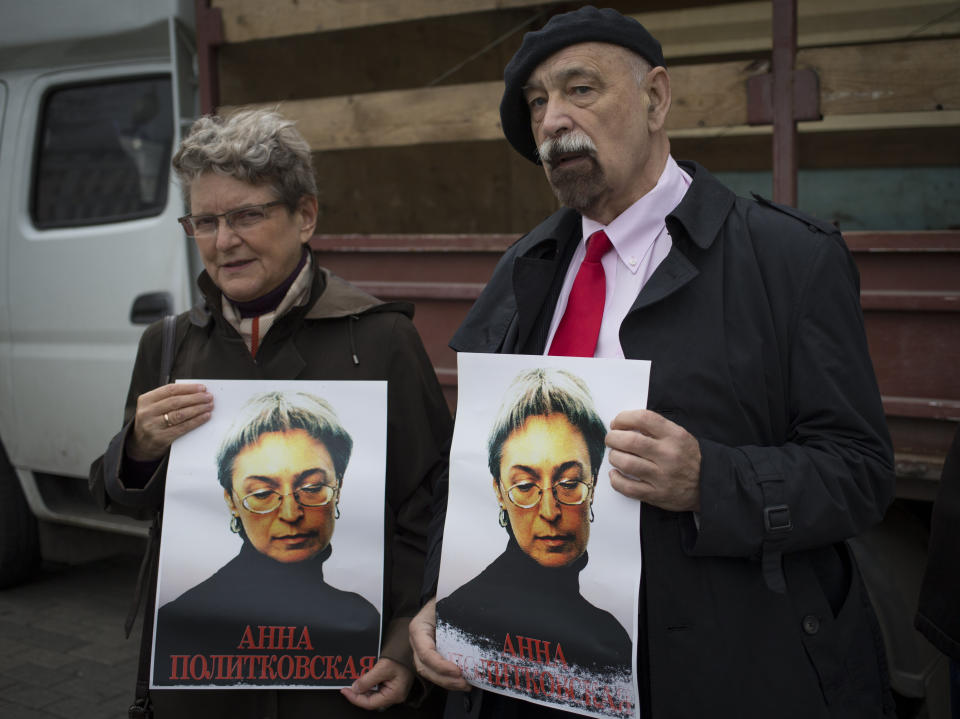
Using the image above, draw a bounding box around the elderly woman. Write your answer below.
[436,368,630,676]
[89,109,451,718]
[153,391,381,686]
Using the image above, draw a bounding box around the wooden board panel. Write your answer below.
[800,39,960,116]
[304,141,556,234]
[219,36,960,151]
[212,0,554,43]
[218,59,761,150]
[217,9,531,105]
[638,0,960,59]
[673,126,960,170]
[222,82,504,149]
[213,0,960,58]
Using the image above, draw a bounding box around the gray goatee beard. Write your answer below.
[537,132,607,215]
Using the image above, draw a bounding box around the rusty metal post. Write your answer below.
[195,0,223,115]
[771,0,798,206]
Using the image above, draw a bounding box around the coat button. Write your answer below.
[802,615,820,635]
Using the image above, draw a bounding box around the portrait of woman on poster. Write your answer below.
[437,368,631,676]
[153,391,380,684]
[88,108,452,718]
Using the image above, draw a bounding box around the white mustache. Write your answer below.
[537,132,598,166]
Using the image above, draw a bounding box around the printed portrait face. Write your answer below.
[494,413,594,568]
[224,428,340,563]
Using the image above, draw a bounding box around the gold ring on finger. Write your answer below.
[164,412,173,428]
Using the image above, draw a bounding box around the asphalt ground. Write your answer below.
[0,524,147,719]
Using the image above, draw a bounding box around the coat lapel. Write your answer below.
[510,211,582,353]
[511,253,564,353]
[626,161,734,315]
[258,332,307,377]
[450,208,580,354]
[628,245,699,313]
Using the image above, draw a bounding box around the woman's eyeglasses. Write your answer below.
[178,200,286,238]
[503,478,592,509]
[239,483,337,514]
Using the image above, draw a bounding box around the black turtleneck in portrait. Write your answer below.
[152,542,380,687]
[436,537,630,675]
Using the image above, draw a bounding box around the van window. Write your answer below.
[32,76,173,228]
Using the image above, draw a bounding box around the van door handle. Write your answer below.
[130,292,173,324]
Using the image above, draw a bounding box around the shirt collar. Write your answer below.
[581,154,692,273]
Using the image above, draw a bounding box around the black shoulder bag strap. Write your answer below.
[128,314,177,719]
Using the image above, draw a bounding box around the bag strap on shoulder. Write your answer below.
[159,314,177,386]
[127,313,177,718]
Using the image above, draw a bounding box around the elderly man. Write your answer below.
[412,6,895,719]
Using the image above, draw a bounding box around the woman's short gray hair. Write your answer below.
[487,368,607,481]
[216,391,352,490]
[172,108,317,210]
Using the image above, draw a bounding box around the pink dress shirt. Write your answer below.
[544,155,692,359]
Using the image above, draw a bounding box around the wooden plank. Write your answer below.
[860,291,960,311]
[302,141,554,234]
[219,59,761,150]
[663,61,763,130]
[672,125,960,170]
[670,110,960,139]
[353,281,485,300]
[221,82,503,150]
[800,39,960,116]
[637,0,960,59]
[220,35,960,151]
[670,38,960,137]
[212,0,552,43]
[217,10,531,106]
[845,230,960,252]
[213,0,960,57]
[311,234,517,252]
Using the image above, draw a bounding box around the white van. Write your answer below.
[0,0,198,585]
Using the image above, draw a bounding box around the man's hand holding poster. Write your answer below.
[436,354,649,719]
[151,380,386,689]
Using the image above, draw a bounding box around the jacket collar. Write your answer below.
[510,205,582,262]
[449,207,580,354]
[623,161,735,313]
[452,162,739,353]
[189,257,414,328]
[667,161,736,251]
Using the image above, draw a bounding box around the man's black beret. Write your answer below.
[500,6,665,164]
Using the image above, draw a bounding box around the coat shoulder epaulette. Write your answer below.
[749,192,838,236]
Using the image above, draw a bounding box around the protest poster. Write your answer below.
[436,353,648,719]
[151,379,386,689]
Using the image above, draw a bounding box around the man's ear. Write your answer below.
[645,66,672,133]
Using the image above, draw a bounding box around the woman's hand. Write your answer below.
[341,656,414,710]
[410,598,470,691]
[126,383,213,461]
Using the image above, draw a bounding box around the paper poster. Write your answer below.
[151,379,387,689]
[436,353,648,719]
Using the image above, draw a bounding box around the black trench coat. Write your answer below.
[431,162,895,719]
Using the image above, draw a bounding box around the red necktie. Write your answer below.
[548,230,614,357]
